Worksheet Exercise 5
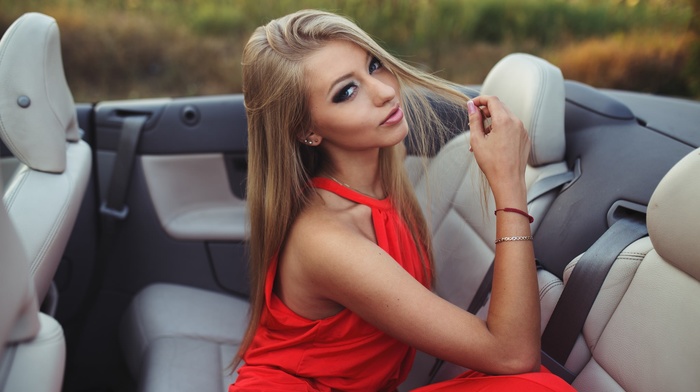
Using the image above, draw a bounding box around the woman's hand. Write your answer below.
[467,96,530,197]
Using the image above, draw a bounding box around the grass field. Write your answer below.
[1,0,697,101]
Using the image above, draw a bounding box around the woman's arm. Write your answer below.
[289,96,539,375]
[468,95,540,371]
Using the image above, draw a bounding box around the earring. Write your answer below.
[304,139,313,145]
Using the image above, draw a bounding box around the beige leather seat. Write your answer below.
[0,166,66,391]
[401,53,568,387]
[556,147,700,391]
[0,12,92,305]
[121,283,247,391]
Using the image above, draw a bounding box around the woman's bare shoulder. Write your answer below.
[275,190,376,319]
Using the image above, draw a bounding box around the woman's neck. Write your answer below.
[326,173,386,199]
[322,149,385,199]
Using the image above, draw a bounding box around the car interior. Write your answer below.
[0,11,90,392]
[1,11,699,392]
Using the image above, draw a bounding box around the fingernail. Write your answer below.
[467,101,477,115]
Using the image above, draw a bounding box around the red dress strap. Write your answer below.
[310,177,391,209]
[310,177,430,286]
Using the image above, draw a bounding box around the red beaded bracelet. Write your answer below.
[494,208,534,223]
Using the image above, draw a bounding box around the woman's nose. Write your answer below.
[369,77,396,106]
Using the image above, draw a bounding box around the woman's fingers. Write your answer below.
[468,96,501,150]
[467,100,484,135]
[471,96,510,128]
[467,95,530,185]
[470,95,521,142]
[467,101,482,152]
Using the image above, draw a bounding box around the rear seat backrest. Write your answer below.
[0,12,92,304]
[0,167,40,380]
[0,155,67,392]
[566,148,700,391]
[402,53,568,389]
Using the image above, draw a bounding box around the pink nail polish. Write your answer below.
[467,101,477,115]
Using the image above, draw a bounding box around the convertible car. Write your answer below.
[1,12,699,392]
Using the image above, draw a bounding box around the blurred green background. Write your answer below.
[1,0,697,102]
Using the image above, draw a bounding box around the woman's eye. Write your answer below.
[369,56,382,74]
[330,57,381,103]
[332,83,357,103]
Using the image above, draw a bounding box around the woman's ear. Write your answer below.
[298,132,322,146]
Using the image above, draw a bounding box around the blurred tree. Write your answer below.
[686,0,700,96]
[0,0,695,99]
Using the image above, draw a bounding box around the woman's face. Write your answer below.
[303,40,408,153]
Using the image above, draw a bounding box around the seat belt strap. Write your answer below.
[99,115,148,220]
[428,261,495,380]
[527,170,574,204]
[467,262,495,314]
[541,350,576,384]
[69,115,149,361]
[541,215,648,369]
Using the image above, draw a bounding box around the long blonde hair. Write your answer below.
[234,9,472,369]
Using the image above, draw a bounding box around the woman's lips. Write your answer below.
[381,107,404,126]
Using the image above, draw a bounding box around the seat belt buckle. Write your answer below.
[100,201,129,220]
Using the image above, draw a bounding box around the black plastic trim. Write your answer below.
[564,81,634,120]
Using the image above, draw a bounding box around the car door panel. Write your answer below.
[62,95,250,313]
[94,95,246,154]
[141,153,247,241]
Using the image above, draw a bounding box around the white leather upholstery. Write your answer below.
[482,53,566,167]
[401,53,567,388]
[0,12,92,302]
[565,148,700,391]
[141,154,247,241]
[559,238,653,377]
[120,283,248,391]
[2,313,66,392]
[139,337,238,392]
[0,13,80,173]
[647,149,700,281]
[0,164,66,392]
[0,171,40,359]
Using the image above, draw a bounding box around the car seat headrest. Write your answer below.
[480,53,565,167]
[0,12,79,174]
[648,148,700,282]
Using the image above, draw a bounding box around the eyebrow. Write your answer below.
[326,52,373,96]
[327,72,353,96]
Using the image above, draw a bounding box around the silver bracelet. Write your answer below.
[494,235,533,244]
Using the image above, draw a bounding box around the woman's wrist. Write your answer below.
[491,179,527,208]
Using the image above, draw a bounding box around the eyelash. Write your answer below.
[332,56,383,103]
[369,56,382,74]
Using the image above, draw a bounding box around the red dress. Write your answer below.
[230,178,574,392]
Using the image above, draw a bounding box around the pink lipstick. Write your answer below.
[381,107,404,126]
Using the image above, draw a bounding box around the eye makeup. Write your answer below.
[333,83,358,103]
[331,55,383,104]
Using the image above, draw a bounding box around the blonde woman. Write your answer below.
[230,9,574,392]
